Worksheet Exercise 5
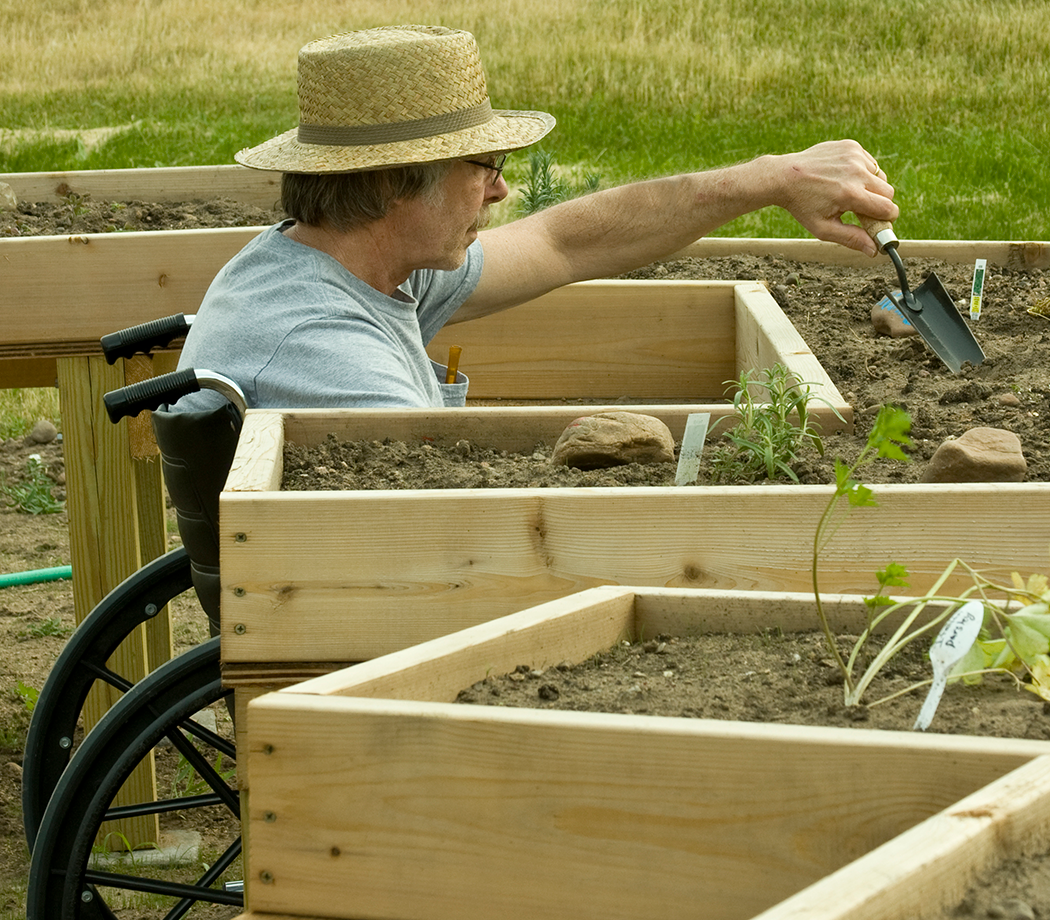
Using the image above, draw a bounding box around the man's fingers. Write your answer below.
[808,217,880,257]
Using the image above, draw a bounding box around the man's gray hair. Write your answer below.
[281,161,453,230]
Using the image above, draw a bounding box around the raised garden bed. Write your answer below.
[220,408,1050,680]
[242,586,1050,920]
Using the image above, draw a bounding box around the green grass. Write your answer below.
[1,0,1048,242]
[0,389,60,440]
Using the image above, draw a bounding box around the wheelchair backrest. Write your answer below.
[152,402,243,636]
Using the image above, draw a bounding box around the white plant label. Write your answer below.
[913,600,984,731]
[674,413,711,486]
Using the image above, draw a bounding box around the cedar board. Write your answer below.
[241,586,1050,920]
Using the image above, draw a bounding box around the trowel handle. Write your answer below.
[858,215,899,253]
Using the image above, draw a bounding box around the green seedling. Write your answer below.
[810,404,1050,716]
[61,190,91,216]
[710,364,844,484]
[0,454,64,514]
[810,405,935,706]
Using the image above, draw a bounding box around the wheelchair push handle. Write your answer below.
[104,368,249,423]
[104,368,201,422]
[101,313,194,364]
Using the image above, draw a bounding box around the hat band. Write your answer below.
[297,100,493,147]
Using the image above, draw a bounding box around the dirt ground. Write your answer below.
[2,194,1049,917]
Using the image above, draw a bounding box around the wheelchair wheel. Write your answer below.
[26,637,243,919]
[22,547,194,848]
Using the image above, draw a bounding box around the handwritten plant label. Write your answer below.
[913,600,984,731]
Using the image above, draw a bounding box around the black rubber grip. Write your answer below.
[103,369,201,422]
[100,314,191,364]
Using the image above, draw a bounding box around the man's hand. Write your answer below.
[764,139,898,257]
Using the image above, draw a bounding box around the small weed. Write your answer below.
[17,617,71,641]
[61,190,91,216]
[15,680,39,713]
[0,725,26,751]
[171,746,236,798]
[0,455,64,514]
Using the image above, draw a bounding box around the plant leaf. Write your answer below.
[868,405,914,460]
[877,562,910,588]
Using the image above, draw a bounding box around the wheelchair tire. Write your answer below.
[26,637,242,920]
[22,547,194,848]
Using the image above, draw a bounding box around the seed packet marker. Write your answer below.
[913,600,984,731]
[970,258,986,322]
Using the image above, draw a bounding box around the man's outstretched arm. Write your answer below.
[455,139,897,322]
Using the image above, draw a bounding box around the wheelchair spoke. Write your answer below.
[82,870,244,906]
[104,791,228,821]
[165,837,244,920]
[162,724,240,815]
[82,659,136,694]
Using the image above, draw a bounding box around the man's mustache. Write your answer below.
[471,206,491,233]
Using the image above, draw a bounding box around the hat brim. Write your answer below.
[235,109,555,173]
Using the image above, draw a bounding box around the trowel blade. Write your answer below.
[896,273,985,374]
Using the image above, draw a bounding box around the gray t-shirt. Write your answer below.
[176,220,482,409]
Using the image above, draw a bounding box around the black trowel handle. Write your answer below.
[858,215,899,254]
[858,215,914,304]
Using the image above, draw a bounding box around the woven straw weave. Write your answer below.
[237,25,554,174]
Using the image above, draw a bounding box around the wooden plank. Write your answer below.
[220,481,1050,665]
[756,755,1050,920]
[0,164,282,208]
[225,411,286,493]
[630,586,953,638]
[57,356,160,848]
[280,587,637,701]
[279,405,741,452]
[245,692,1046,920]
[674,237,1050,271]
[0,228,263,348]
[732,282,852,432]
[0,356,57,388]
[428,279,738,400]
[278,402,841,452]
[3,165,1045,269]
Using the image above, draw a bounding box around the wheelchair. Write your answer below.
[24,315,249,918]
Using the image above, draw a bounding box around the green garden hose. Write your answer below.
[0,565,73,588]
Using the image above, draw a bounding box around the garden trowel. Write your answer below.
[860,217,985,374]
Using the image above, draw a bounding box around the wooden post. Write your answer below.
[57,354,173,848]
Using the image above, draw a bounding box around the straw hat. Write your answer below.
[236,25,556,173]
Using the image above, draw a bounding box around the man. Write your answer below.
[178,24,897,410]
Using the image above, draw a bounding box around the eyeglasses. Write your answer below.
[464,153,508,183]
